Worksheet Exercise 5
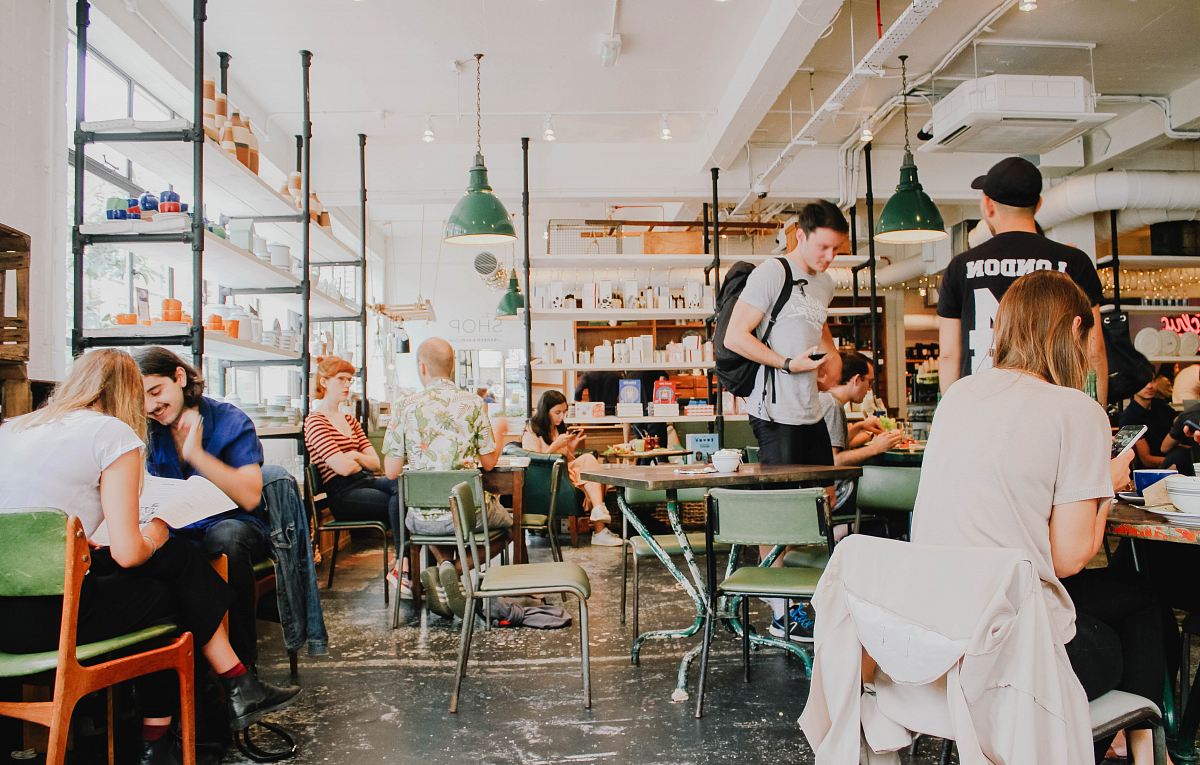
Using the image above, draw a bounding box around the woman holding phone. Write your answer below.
[523,390,622,546]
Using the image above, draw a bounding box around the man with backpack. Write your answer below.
[721,200,846,465]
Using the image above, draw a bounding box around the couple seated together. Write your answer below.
[0,348,303,765]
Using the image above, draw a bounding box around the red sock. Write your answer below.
[142,722,170,741]
[219,662,248,679]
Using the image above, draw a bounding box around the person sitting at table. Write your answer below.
[304,355,400,557]
[819,352,905,535]
[0,349,299,765]
[1119,370,1178,469]
[381,337,512,618]
[522,389,623,547]
[912,270,1166,765]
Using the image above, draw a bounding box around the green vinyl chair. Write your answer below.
[395,470,509,628]
[517,455,567,562]
[857,464,921,540]
[619,487,730,643]
[0,510,197,764]
[447,482,592,712]
[305,464,391,605]
[694,487,829,718]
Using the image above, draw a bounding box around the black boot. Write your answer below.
[221,671,302,731]
[137,736,179,765]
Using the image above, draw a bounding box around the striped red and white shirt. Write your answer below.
[304,412,372,484]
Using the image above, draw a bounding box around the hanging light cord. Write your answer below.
[900,55,910,154]
[474,53,484,155]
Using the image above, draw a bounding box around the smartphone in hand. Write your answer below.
[808,352,827,361]
[1111,424,1147,458]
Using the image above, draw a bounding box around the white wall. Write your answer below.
[1,1,68,381]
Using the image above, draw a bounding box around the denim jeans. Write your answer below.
[262,464,329,656]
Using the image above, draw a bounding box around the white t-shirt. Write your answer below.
[0,410,144,538]
[737,257,834,426]
[911,367,1114,643]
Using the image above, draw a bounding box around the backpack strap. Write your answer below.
[762,257,800,406]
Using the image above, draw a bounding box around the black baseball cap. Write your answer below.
[971,156,1042,208]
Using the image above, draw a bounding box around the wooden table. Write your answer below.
[1107,502,1200,762]
[578,462,860,702]
[872,447,925,467]
[483,460,527,564]
[601,448,694,464]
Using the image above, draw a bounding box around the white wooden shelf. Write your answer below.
[1101,304,1198,315]
[254,219,362,266]
[532,254,714,269]
[529,308,712,321]
[739,254,869,268]
[255,425,301,437]
[84,230,301,290]
[1098,256,1200,270]
[828,307,876,316]
[82,328,301,361]
[533,361,714,372]
[567,414,748,424]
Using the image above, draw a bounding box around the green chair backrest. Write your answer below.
[0,509,69,598]
[505,448,584,517]
[448,482,483,598]
[402,469,483,510]
[744,446,760,464]
[857,465,921,513]
[708,488,826,547]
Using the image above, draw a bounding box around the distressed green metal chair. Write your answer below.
[305,463,391,606]
[516,455,567,562]
[856,464,921,540]
[0,510,197,764]
[394,470,508,628]
[619,487,730,643]
[447,482,592,712]
[694,487,829,718]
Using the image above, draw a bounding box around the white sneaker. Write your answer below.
[591,528,624,547]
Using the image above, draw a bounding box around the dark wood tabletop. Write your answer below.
[577,462,860,491]
[1107,501,1200,545]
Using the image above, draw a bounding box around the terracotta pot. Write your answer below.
[219,124,235,144]
[235,143,251,166]
[162,298,182,313]
[228,111,244,129]
[225,319,239,339]
[203,79,216,100]
[318,211,331,228]
[221,140,237,156]
[202,98,216,119]
[231,126,252,144]
[249,148,259,175]
[115,313,137,325]
[214,93,228,118]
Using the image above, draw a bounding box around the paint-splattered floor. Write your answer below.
[231,534,1161,764]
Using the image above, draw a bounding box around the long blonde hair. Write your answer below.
[16,349,148,441]
[992,270,1093,390]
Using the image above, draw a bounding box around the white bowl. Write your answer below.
[711,455,741,473]
[1166,476,1200,514]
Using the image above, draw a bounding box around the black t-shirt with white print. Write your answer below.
[937,231,1103,380]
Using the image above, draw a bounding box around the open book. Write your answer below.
[90,474,238,546]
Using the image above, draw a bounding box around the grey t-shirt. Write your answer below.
[738,257,834,425]
[819,391,854,511]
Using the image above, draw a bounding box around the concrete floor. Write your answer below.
[229,534,1149,765]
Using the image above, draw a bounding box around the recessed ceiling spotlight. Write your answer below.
[660,113,673,141]
[422,116,435,143]
[543,114,556,142]
[1018,0,1036,10]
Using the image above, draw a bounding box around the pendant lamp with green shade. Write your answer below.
[444,54,517,245]
[875,56,947,245]
[496,273,525,317]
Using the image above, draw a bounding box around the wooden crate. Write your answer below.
[0,224,31,421]
[643,230,702,254]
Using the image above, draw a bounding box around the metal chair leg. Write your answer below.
[1182,630,1192,712]
[288,650,299,683]
[449,594,476,713]
[632,552,640,643]
[741,595,751,682]
[1153,723,1168,765]
[694,591,716,719]
[620,516,629,625]
[380,527,390,607]
[938,739,954,765]
[326,530,339,589]
[392,541,405,630]
[579,596,591,709]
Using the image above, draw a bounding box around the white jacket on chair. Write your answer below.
[799,535,1092,765]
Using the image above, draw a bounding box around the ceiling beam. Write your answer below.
[695,0,844,173]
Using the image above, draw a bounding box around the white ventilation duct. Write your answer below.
[968,170,1200,247]
[875,254,933,286]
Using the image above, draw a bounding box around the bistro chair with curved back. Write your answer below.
[503,443,587,549]
[394,470,508,629]
[856,464,922,540]
[304,463,391,606]
[619,487,730,644]
[447,481,592,712]
[0,510,197,765]
[695,487,830,718]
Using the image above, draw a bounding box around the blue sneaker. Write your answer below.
[768,603,814,643]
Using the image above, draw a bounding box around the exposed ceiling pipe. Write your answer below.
[732,0,943,216]
[1097,95,1200,141]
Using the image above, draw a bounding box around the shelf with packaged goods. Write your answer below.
[533,361,714,372]
[82,327,301,361]
[1100,304,1199,314]
[529,308,712,322]
[1097,256,1200,270]
[254,218,362,266]
[566,414,748,424]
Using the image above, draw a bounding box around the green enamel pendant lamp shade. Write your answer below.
[496,274,525,317]
[444,54,517,245]
[874,56,947,245]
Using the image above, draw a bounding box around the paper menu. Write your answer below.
[90,474,238,546]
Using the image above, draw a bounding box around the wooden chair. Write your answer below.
[304,464,391,606]
[0,510,196,764]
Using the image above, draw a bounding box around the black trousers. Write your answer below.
[748,416,834,467]
[0,537,233,718]
[175,518,269,667]
[326,473,401,538]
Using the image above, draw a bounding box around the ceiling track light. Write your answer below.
[422,115,435,143]
[543,114,556,142]
[660,113,673,141]
[1018,0,1037,10]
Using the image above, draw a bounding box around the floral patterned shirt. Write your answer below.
[382,378,496,471]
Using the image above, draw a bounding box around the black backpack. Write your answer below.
[713,257,800,397]
[1102,309,1154,402]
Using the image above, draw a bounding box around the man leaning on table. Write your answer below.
[382,337,512,618]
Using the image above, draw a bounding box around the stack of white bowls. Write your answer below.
[711,448,742,473]
[1164,475,1200,524]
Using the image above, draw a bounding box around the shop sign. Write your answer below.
[1161,314,1200,334]
[444,313,516,349]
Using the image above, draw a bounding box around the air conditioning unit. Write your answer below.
[919,75,1114,154]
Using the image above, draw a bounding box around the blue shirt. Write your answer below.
[147,396,266,532]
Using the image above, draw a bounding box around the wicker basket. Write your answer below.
[647,500,708,530]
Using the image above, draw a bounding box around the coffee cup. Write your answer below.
[1134,469,1178,495]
